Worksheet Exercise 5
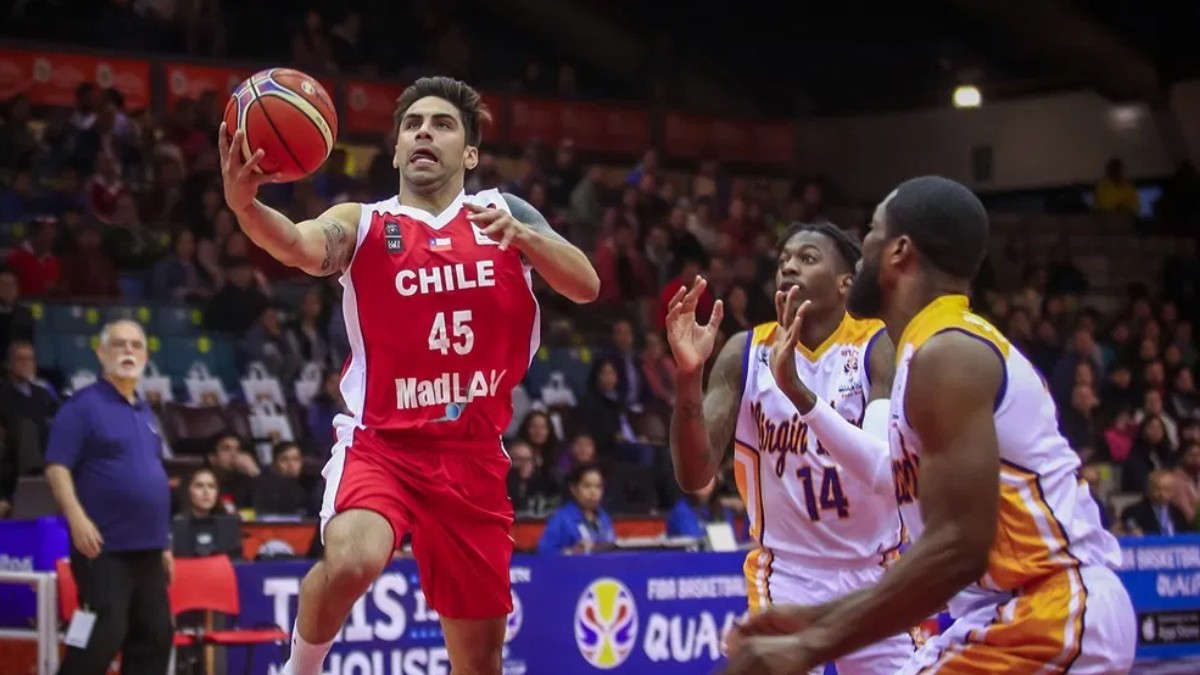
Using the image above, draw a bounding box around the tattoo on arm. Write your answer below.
[317,217,349,275]
[702,333,748,462]
[502,192,569,244]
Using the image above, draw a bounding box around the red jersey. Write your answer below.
[337,189,540,442]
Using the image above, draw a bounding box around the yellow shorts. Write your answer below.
[901,566,1135,674]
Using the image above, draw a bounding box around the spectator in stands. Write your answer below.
[545,138,581,211]
[0,268,33,357]
[1060,383,1100,453]
[1103,408,1137,463]
[5,216,61,296]
[1169,367,1200,421]
[665,477,737,539]
[657,258,712,330]
[84,151,126,224]
[555,433,597,480]
[1122,416,1174,493]
[205,433,256,510]
[506,440,557,516]
[204,257,269,334]
[1120,470,1192,536]
[58,222,121,299]
[0,169,35,222]
[1171,442,1200,524]
[285,289,332,369]
[251,441,309,516]
[291,9,336,73]
[594,221,653,307]
[44,319,173,674]
[606,318,647,411]
[537,464,615,554]
[518,410,561,469]
[150,229,211,302]
[1094,157,1141,216]
[626,148,658,188]
[640,331,676,410]
[1138,388,1179,449]
[171,467,242,559]
[1051,327,1102,406]
[306,369,347,455]
[566,166,604,247]
[581,359,638,458]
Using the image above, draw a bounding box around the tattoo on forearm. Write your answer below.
[317,218,348,274]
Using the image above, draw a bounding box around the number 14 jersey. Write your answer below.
[733,315,903,596]
[338,188,540,443]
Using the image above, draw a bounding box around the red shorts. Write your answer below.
[319,426,514,620]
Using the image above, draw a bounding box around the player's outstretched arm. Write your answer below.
[465,193,599,303]
[219,123,360,277]
[771,291,894,494]
[740,331,1002,670]
[664,278,740,492]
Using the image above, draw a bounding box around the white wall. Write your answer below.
[792,82,1199,200]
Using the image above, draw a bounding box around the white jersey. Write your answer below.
[889,294,1122,620]
[733,314,904,611]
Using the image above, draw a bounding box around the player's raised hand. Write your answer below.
[665,277,723,375]
[769,286,812,401]
[218,122,280,213]
[464,202,530,251]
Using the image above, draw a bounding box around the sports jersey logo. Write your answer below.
[892,435,920,505]
[575,578,638,669]
[473,223,500,246]
[841,346,859,374]
[505,589,523,643]
[395,369,507,411]
[429,236,452,252]
[757,345,770,366]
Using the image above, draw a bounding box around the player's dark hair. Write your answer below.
[394,76,492,147]
[882,176,989,279]
[777,221,862,273]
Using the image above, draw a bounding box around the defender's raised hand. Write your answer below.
[769,286,812,402]
[665,277,724,375]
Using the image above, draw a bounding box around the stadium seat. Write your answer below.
[169,555,288,675]
[160,402,253,454]
[53,334,98,376]
[47,303,103,335]
[33,327,55,369]
[162,335,237,383]
[101,304,153,326]
[153,305,204,337]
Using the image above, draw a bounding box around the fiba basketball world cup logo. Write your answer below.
[505,590,523,643]
[575,578,638,669]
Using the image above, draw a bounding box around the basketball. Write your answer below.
[223,68,338,183]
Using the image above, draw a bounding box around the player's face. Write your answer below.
[393,96,479,191]
[847,193,905,319]
[775,231,851,316]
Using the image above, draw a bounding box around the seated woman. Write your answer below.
[171,467,243,559]
[537,464,616,555]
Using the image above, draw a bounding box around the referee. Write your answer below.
[45,320,173,675]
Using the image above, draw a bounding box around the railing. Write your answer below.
[0,570,59,674]
[0,41,798,168]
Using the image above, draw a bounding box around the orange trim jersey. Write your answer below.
[889,295,1121,620]
[733,314,903,612]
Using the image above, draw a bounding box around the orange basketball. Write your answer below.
[223,68,338,183]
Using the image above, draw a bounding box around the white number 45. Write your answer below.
[428,310,474,356]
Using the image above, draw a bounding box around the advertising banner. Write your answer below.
[0,49,151,110]
[230,551,747,674]
[1116,535,1200,661]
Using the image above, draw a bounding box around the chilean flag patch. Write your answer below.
[429,237,452,252]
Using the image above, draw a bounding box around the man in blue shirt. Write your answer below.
[45,320,173,675]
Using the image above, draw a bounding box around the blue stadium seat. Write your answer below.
[162,335,238,384]
[102,304,154,326]
[48,303,103,335]
[54,334,98,377]
[33,328,55,369]
[154,305,204,336]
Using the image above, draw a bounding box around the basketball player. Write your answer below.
[665,222,914,674]
[219,76,599,675]
[722,176,1136,674]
